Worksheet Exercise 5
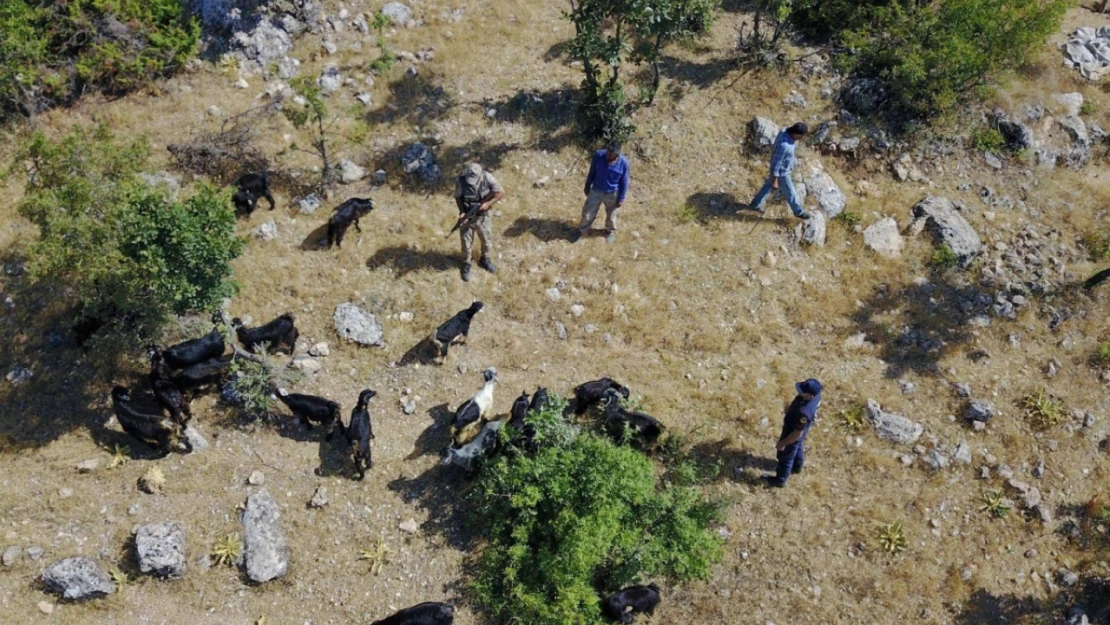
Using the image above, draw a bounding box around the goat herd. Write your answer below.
[98,176,672,624]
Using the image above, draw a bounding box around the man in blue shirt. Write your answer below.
[764,378,822,488]
[746,122,811,220]
[572,143,630,244]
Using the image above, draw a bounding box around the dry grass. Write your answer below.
[0,2,1108,625]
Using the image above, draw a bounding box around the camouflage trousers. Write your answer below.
[460,212,493,262]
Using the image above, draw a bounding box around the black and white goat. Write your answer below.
[170,356,232,392]
[572,377,631,415]
[370,602,455,625]
[450,367,498,445]
[431,302,483,363]
[327,198,374,248]
[602,584,661,624]
[161,314,225,369]
[276,388,340,431]
[340,389,376,479]
[110,386,190,457]
[600,388,664,448]
[148,350,192,426]
[232,172,276,217]
[441,419,502,472]
[233,313,299,355]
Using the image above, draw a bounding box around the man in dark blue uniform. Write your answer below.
[764,378,822,488]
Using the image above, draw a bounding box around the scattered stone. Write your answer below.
[954,441,972,464]
[912,196,982,268]
[863,217,904,258]
[309,342,330,357]
[318,65,342,93]
[234,78,249,89]
[1057,115,1090,146]
[76,459,100,473]
[309,486,328,509]
[1058,569,1080,588]
[252,220,278,241]
[533,176,550,188]
[899,380,915,395]
[1052,92,1084,117]
[966,400,995,423]
[27,547,43,561]
[334,303,385,347]
[337,159,368,184]
[865,399,924,445]
[231,21,294,74]
[398,311,414,323]
[37,601,54,615]
[355,92,373,106]
[241,490,290,583]
[803,161,846,218]
[399,519,419,534]
[6,367,32,384]
[399,143,441,184]
[923,449,948,471]
[374,169,387,185]
[3,545,21,566]
[41,557,115,600]
[761,250,777,268]
[1023,487,1042,509]
[570,304,586,318]
[293,357,322,373]
[783,91,808,108]
[1024,548,1037,559]
[797,209,827,247]
[555,322,568,340]
[135,521,187,579]
[297,194,322,215]
[953,383,971,399]
[321,39,338,55]
[1033,459,1045,479]
[843,333,870,350]
[983,152,1003,169]
[545,288,561,302]
[207,105,222,117]
[402,400,416,415]
[381,2,414,26]
[748,117,779,152]
[183,425,208,452]
[248,471,266,486]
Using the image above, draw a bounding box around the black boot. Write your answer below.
[479,256,497,273]
[461,262,472,282]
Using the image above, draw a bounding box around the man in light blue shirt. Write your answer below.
[572,143,630,244]
[747,122,811,220]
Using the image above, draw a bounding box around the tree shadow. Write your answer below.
[375,138,520,197]
[387,463,476,551]
[406,403,454,461]
[688,439,776,486]
[543,40,570,62]
[366,246,458,278]
[503,217,578,243]
[659,55,741,92]
[953,589,1054,625]
[365,72,456,128]
[850,277,997,379]
[490,86,580,152]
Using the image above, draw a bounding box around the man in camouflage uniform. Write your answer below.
[454,163,505,282]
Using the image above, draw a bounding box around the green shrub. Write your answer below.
[834,210,861,228]
[972,127,1006,153]
[0,0,199,121]
[226,353,302,416]
[929,243,959,269]
[472,397,724,625]
[791,0,1068,123]
[369,38,396,73]
[14,125,243,343]
[1082,231,1110,261]
[1095,342,1110,367]
[1079,100,1097,117]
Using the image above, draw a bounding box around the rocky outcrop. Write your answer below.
[911,196,982,268]
[241,490,290,583]
[865,399,923,445]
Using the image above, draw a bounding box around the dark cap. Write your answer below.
[795,378,823,396]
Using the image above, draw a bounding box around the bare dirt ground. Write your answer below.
[1,1,1110,624]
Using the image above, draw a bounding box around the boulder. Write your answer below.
[923,449,949,471]
[296,194,321,215]
[135,521,187,579]
[381,2,414,26]
[6,367,32,384]
[802,161,846,218]
[1056,116,1090,147]
[318,65,342,93]
[797,210,826,247]
[748,117,779,152]
[954,441,972,464]
[911,196,982,268]
[996,118,1034,152]
[334,303,385,347]
[232,21,294,73]
[41,557,115,600]
[252,220,278,241]
[337,159,368,184]
[241,490,290,583]
[1052,92,1084,116]
[863,217,904,258]
[966,400,995,422]
[865,399,923,445]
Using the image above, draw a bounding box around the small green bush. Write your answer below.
[0,0,199,121]
[472,396,724,625]
[1079,100,1097,117]
[226,352,302,416]
[14,125,243,343]
[834,210,861,228]
[369,39,396,73]
[1082,232,1110,261]
[972,127,1006,153]
[930,243,959,269]
[1095,342,1110,367]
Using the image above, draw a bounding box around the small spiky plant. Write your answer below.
[838,405,865,431]
[877,522,907,555]
[1021,390,1064,428]
[106,445,131,469]
[212,533,242,567]
[108,565,129,592]
[359,537,391,576]
[981,490,1011,519]
[138,466,166,494]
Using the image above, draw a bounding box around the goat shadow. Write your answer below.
[406,403,455,460]
[315,426,351,479]
[398,336,439,367]
[388,463,475,551]
[503,217,577,243]
[300,222,331,251]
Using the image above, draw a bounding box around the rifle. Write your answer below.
[446,202,483,238]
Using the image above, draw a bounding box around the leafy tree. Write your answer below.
[13,125,243,343]
[0,0,199,121]
[470,395,724,625]
[284,77,339,190]
[566,0,718,142]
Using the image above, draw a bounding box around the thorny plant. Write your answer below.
[212,533,242,568]
[981,490,1011,519]
[359,537,391,576]
[877,522,907,555]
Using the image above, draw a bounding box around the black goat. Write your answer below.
[603,584,661,624]
[148,351,192,426]
[510,390,530,424]
[327,198,375,248]
[341,389,376,479]
[370,602,455,625]
[110,386,190,457]
[508,390,539,452]
[233,314,299,354]
[161,314,225,369]
[600,389,664,448]
[441,420,502,472]
[276,388,340,431]
[529,387,552,413]
[231,172,276,217]
[431,302,483,363]
[572,377,631,415]
[170,356,232,392]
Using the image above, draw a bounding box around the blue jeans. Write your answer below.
[774,442,805,483]
[751,174,805,217]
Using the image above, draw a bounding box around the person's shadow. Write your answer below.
[688,439,776,486]
[503,217,577,242]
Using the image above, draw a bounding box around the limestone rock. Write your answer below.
[337,159,368,184]
[966,400,995,422]
[297,194,321,215]
[399,143,441,184]
[381,2,414,26]
[135,521,187,579]
[318,65,342,93]
[748,117,779,152]
[241,489,290,583]
[802,161,846,218]
[334,303,385,347]
[911,196,982,268]
[309,486,328,508]
[863,217,904,258]
[41,557,115,600]
[797,210,827,247]
[865,399,923,445]
[252,220,278,241]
